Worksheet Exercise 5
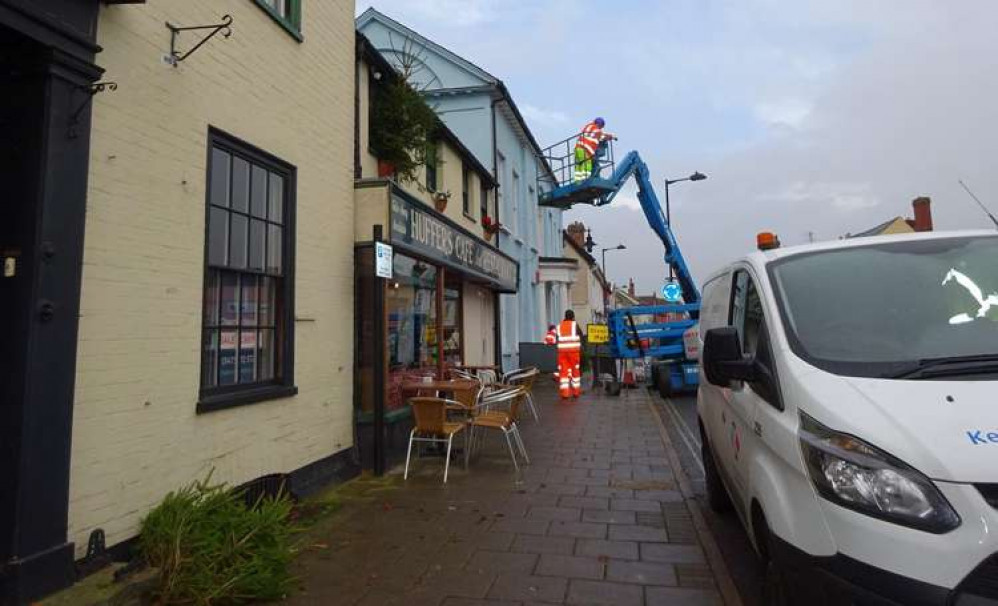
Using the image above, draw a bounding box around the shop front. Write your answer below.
[354,184,518,471]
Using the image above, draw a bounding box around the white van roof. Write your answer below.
[705,229,998,284]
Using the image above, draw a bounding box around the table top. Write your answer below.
[401,378,480,392]
[453,364,499,370]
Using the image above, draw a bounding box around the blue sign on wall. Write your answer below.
[662,281,682,303]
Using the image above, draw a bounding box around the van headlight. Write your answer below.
[799,413,960,534]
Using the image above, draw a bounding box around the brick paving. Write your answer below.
[284,384,727,605]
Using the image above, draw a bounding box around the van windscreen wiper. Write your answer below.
[887,353,998,379]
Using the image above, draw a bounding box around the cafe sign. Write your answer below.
[390,194,519,292]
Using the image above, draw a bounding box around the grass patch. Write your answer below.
[139,475,296,605]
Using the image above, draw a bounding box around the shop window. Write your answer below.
[462,164,471,217]
[200,130,295,411]
[253,0,302,40]
[443,275,463,366]
[386,254,437,410]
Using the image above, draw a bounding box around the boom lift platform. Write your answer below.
[538,133,700,396]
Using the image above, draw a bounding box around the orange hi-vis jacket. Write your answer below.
[544,329,557,345]
[575,122,604,157]
[557,320,582,352]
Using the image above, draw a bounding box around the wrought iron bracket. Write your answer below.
[68,81,117,139]
[166,15,233,67]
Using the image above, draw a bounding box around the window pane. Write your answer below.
[208,207,228,266]
[241,275,258,326]
[258,329,275,381]
[251,165,267,218]
[249,219,266,271]
[230,214,248,269]
[204,269,221,326]
[231,156,250,213]
[239,330,257,383]
[210,148,230,207]
[219,329,238,385]
[201,330,218,388]
[221,272,240,326]
[268,174,283,223]
[267,225,282,275]
[259,276,277,326]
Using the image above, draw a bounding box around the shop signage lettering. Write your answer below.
[391,195,518,292]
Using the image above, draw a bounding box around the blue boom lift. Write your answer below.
[538,134,700,396]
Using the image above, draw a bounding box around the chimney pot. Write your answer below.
[912,197,933,232]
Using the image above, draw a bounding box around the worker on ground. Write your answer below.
[544,324,559,382]
[556,310,585,400]
[574,117,616,182]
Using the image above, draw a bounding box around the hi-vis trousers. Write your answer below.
[558,350,581,399]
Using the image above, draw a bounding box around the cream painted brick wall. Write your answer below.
[70,0,356,555]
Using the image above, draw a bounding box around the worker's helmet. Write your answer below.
[594,117,605,127]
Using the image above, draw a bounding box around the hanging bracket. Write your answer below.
[68,81,117,139]
[165,14,233,67]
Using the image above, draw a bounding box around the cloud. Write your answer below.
[520,104,570,126]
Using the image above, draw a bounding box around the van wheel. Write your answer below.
[700,429,732,514]
[754,509,791,606]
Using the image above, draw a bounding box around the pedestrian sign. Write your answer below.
[587,323,609,344]
[375,242,393,279]
[662,281,682,303]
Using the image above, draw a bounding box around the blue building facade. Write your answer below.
[358,9,568,369]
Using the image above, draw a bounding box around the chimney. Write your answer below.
[628,278,635,297]
[566,221,587,247]
[912,197,933,232]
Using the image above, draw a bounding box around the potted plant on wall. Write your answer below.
[432,191,451,212]
[370,75,440,184]
[481,215,502,241]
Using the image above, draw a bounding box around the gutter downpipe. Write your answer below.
[491,93,503,372]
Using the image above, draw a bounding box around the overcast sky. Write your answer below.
[359,1,998,294]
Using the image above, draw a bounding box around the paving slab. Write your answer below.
[281,385,731,606]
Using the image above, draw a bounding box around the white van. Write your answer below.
[697,230,998,605]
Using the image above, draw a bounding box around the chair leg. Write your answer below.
[527,393,540,422]
[404,429,415,480]
[444,434,454,484]
[512,425,530,464]
[503,430,520,473]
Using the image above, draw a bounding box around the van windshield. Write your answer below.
[769,235,998,378]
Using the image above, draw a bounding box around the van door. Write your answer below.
[716,269,769,509]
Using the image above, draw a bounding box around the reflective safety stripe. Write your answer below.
[557,320,581,351]
[575,122,602,156]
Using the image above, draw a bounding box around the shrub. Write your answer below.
[139,475,296,605]
[370,77,440,184]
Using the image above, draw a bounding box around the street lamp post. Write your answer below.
[663,171,706,279]
[601,244,626,319]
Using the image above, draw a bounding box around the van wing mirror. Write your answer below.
[703,327,757,385]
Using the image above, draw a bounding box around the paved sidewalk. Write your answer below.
[285,384,732,605]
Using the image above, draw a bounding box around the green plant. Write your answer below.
[370,76,440,184]
[139,475,296,605]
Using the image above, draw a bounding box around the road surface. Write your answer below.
[653,392,767,606]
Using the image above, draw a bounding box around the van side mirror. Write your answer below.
[703,327,757,385]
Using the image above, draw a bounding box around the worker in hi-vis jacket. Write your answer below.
[574,117,615,182]
[556,310,585,399]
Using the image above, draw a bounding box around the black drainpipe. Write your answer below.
[491,93,503,371]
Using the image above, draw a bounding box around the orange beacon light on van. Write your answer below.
[757,232,781,251]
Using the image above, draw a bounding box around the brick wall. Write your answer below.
[70,0,356,555]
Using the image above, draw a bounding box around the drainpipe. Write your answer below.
[491,93,503,371]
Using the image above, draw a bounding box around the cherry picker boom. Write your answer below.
[539,135,700,395]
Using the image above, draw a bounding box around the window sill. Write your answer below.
[252,0,304,42]
[463,211,477,222]
[197,384,298,414]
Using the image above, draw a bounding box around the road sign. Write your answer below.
[662,281,682,303]
[375,242,393,279]
[587,323,609,344]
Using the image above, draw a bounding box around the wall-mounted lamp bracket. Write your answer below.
[166,14,233,67]
[68,81,117,138]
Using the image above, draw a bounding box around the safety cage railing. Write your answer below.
[537,130,617,191]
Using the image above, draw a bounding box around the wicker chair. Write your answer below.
[505,367,541,422]
[404,397,466,484]
[466,386,530,472]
